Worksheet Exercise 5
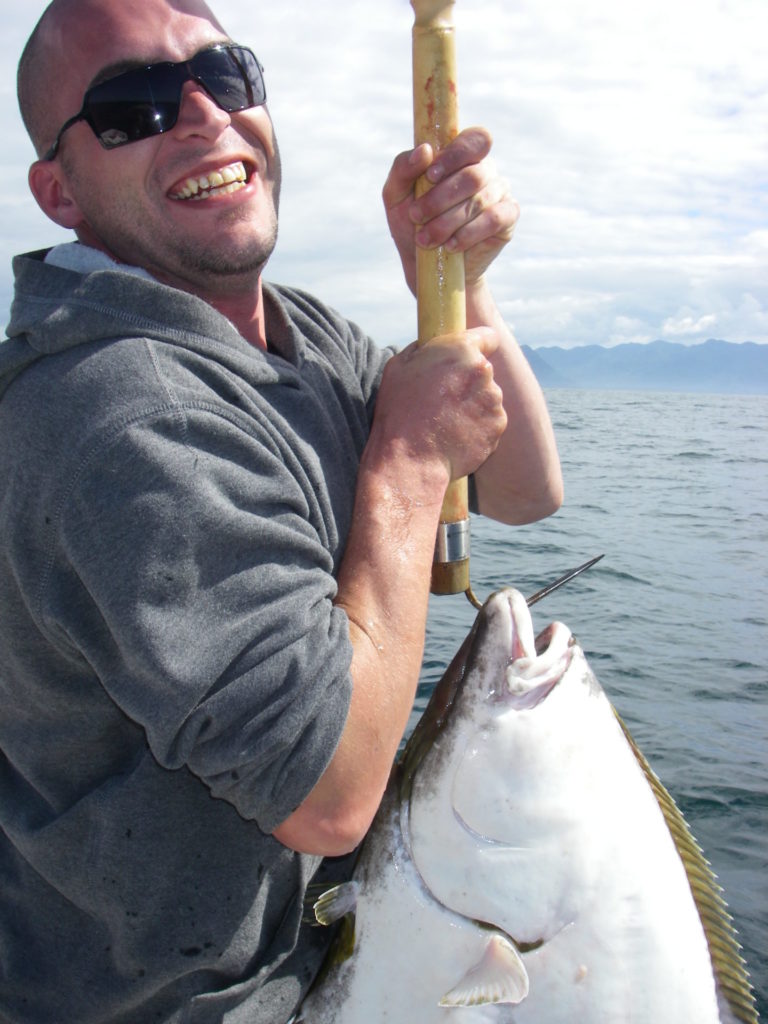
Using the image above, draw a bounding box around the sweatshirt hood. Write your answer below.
[1,249,305,399]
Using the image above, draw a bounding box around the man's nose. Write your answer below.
[171,79,232,140]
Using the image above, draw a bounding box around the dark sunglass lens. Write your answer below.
[86,65,182,148]
[193,46,266,112]
[234,48,267,105]
[81,46,265,151]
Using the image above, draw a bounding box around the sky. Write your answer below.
[1,0,766,349]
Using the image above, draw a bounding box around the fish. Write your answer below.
[296,588,758,1024]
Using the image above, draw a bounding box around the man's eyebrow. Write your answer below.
[87,40,234,90]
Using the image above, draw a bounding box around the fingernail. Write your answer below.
[409,143,430,166]
[427,163,445,183]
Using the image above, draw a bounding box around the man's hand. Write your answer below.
[382,126,519,295]
[370,326,507,486]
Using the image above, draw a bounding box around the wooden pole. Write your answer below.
[411,0,470,596]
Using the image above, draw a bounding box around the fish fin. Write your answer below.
[439,933,530,1007]
[312,881,360,927]
[614,708,759,1024]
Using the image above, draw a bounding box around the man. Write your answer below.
[0,0,562,1021]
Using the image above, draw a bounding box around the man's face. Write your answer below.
[39,0,281,297]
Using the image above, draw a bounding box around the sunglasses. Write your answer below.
[42,44,266,161]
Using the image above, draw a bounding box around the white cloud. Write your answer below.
[663,313,718,337]
[1,0,766,348]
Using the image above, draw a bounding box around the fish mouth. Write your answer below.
[399,589,575,787]
[500,590,574,709]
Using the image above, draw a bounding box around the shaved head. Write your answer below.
[17,1,57,155]
[17,0,227,157]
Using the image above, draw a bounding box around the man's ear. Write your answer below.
[28,160,84,230]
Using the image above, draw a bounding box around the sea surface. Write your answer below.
[415,389,767,1018]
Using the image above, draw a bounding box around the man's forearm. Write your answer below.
[272,443,448,856]
[466,280,564,524]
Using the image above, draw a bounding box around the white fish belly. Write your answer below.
[299,800,516,1024]
[408,647,723,1023]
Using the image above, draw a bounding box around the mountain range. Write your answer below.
[522,339,768,394]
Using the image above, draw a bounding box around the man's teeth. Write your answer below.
[172,161,247,200]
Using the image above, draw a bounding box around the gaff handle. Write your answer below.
[411,0,470,596]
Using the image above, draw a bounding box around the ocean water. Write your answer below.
[416,389,768,1018]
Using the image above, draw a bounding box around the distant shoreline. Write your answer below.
[523,339,768,396]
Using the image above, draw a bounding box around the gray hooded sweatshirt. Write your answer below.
[0,248,392,1024]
